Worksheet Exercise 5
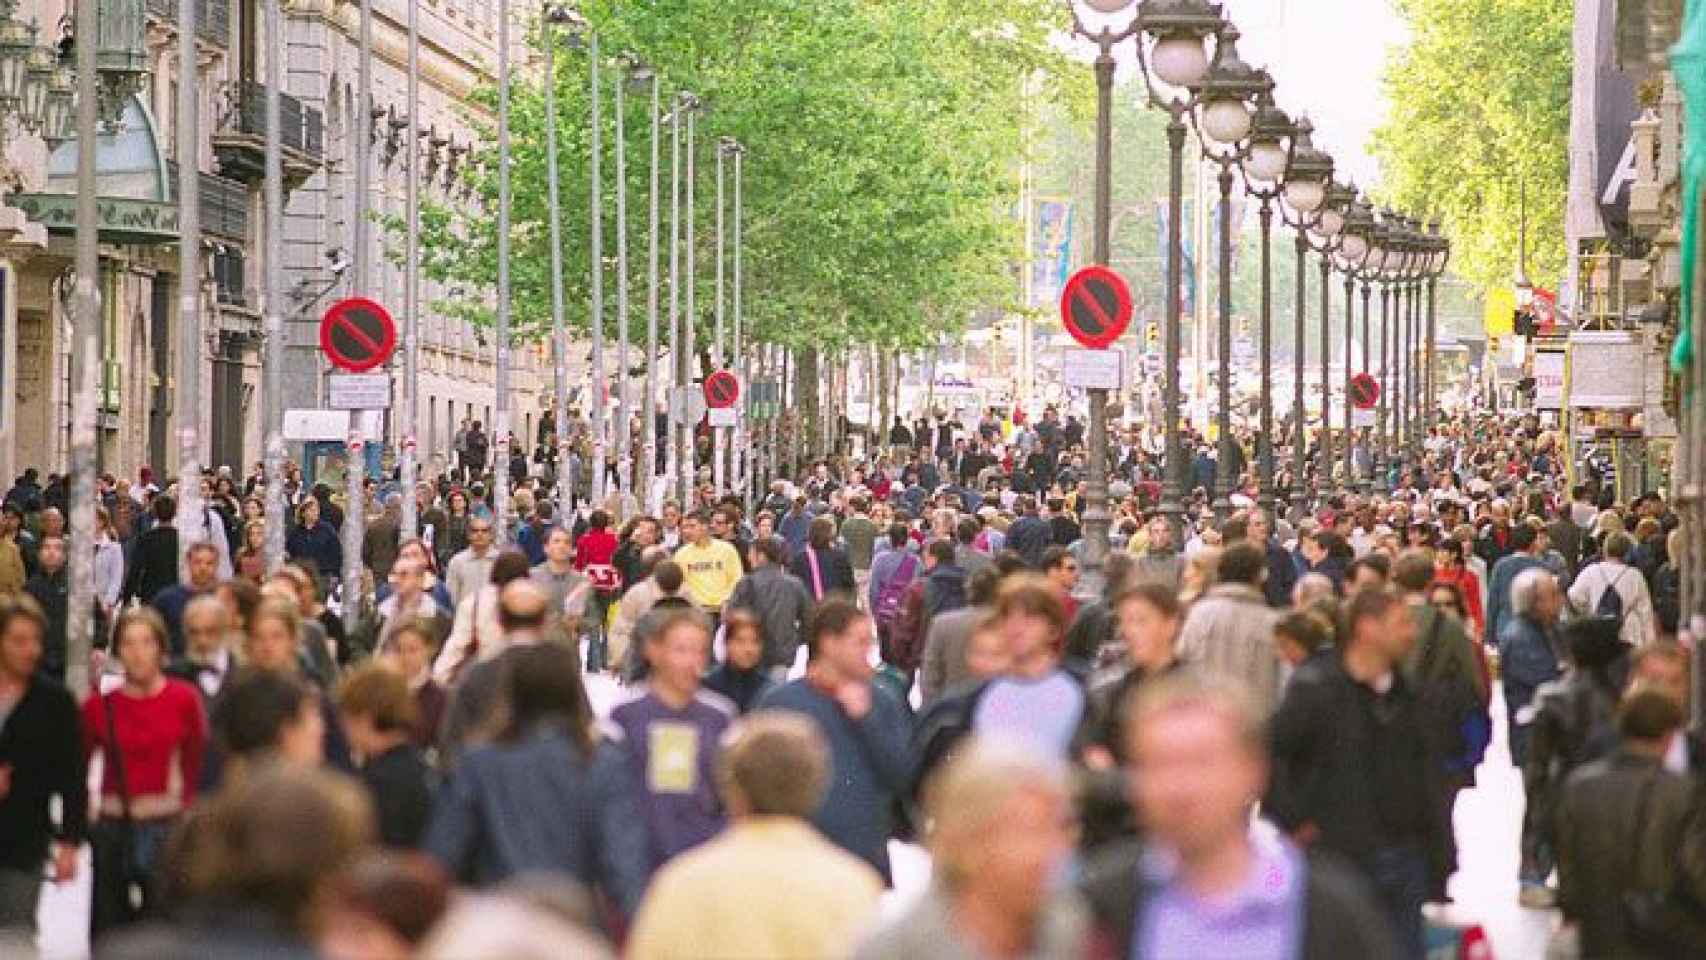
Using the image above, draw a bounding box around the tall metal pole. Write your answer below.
[1160,113,1188,539]
[1359,279,1371,490]
[666,107,682,501]
[713,142,726,498]
[1376,282,1390,480]
[544,19,570,511]
[643,75,661,507]
[1291,230,1307,502]
[1318,256,1331,483]
[1079,45,1114,590]
[400,0,420,538]
[1256,196,1274,514]
[344,0,372,611]
[178,0,207,559]
[1425,274,1438,433]
[589,35,606,506]
[1342,273,1354,485]
[733,147,747,512]
[262,0,286,571]
[66,0,101,698]
[1212,164,1233,521]
[681,106,697,506]
[492,0,513,540]
[614,62,632,496]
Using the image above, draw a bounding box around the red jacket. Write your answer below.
[573,529,619,571]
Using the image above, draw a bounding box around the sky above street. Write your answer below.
[1071,0,1409,189]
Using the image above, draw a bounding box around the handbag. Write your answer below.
[1620,771,1706,956]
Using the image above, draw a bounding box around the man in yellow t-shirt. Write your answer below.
[673,511,743,628]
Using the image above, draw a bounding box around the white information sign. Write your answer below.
[328,373,392,410]
[1568,331,1644,409]
[1533,350,1566,410]
[1062,348,1123,390]
[283,409,383,441]
[707,407,738,428]
[1352,408,1376,428]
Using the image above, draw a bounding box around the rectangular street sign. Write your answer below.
[708,407,738,428]
[283,409,383,441]
[1062,348,1123,390]
[1352,408,1376,428]
[328,373,392,410]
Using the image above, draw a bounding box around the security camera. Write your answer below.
[325,248,350,276]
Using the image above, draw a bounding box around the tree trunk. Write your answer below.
[796,346,820,467]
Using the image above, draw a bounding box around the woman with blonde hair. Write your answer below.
[1180,545,1221,607]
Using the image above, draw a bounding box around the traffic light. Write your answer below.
[1145,322,1159,350]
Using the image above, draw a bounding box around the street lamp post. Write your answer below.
[1423,220,1449,435]
[1273,120,1334,509]
[542,7,580,514]
[1062,0,1146,593]
[1184,30,1267,523]
[1126,0,1226,542]
[1336,194,1375,487]
[1236,94,1302,516]
[643,67,661,510]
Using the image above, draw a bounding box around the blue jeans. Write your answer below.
[1369,844,1428,960]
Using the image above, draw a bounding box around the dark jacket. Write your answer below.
[788,544,855,601]
[361,742,435,849]
[1555,750,1706,960]
[423,726,650,917]
[703,662,776,715]
[725,564,814,671]
[0,678,87,872]
[24,568,69,681]
[1264,651,1449,890]
[1080,841,1399,960]
[123,524,180,604]
[286,520,344,582]
[1263,540,1299,608]
[1006,515,1052,568]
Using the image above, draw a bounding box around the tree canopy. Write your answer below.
[401,0,1082,356]
[1370,0,1572,296]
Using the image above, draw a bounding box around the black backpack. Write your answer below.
[1595,567,1628,620]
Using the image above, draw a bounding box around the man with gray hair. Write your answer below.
[1499,566,1563,770]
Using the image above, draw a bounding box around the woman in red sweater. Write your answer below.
[1432,538,1485,641]
[573,510,622,672]
[82,608,208,936]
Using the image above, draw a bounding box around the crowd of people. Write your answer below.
[0,404,1699,959]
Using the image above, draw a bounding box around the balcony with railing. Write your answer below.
[144,0,232,47]
[212,81,326,188]
[165,162,250,244]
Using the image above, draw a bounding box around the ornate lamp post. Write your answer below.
[1421,219,1450,437]
[1127,0,1227,540]
[1184,27,1268,522]
[1235,93,1295,515]
[1272,120,1333,508]
[1334,193,1375,487]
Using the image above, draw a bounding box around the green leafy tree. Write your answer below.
[1371,0,1572,296]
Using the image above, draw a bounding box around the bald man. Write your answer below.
[439,579,558,765]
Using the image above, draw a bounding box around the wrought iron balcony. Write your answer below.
[166,162,250,243]
[143,0,232,47]
[212,80,325,188]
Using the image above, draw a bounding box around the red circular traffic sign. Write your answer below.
[1059,265,1133,350]
[319,298,397,373]
[704,370,741,409]
[1349,372,1380,410]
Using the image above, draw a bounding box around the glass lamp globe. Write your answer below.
[1150,33,1210,88]
[1282,178,1325,213]
[1082,0,1137,11]
[1244,141,1288,182]
[1317,208,1345,236]
[1341,233,1368,262]
[1200,97,1252,146]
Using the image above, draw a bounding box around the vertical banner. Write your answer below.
[1030,199,1074,308]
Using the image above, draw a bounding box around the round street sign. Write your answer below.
[1349,372,1380,410]
[704,369,741,410]
[319,298,397,373]
[1059,265,1133,350]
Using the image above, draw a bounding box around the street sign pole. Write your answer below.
[543,13,570,514]
[589,33,606,507]
[65,0,100,699]
[401,0,420,539]
[177,0,207,561]
[349,0,373,626]
[713,142,725,499]
[494,0,513,540]
[263,0,287,573]
[643,72,661,503]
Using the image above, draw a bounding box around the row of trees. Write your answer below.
[1371,0,1571,296]
[403,0,1081,377]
